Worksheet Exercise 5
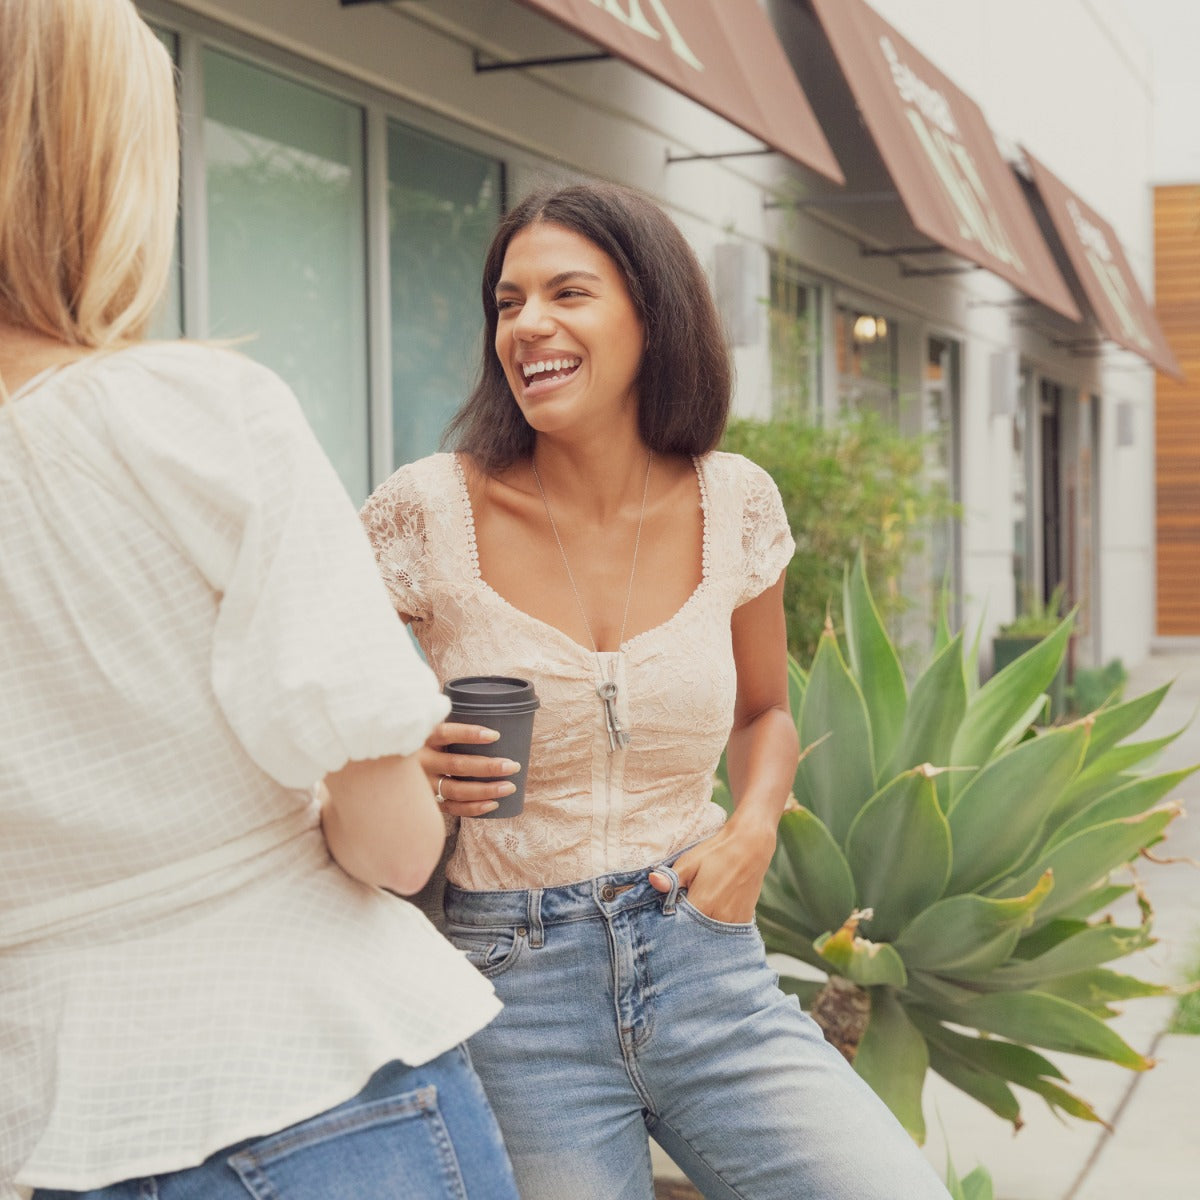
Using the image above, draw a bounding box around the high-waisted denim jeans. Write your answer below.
[445,865,950,1200]
[32,1047,518,1200]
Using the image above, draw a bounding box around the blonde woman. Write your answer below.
[0,2,516,1197]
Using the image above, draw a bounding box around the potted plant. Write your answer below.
[718,555,1191,1144]
[993,583,1070,720]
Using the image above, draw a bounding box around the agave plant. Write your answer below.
[744,556,1191,1142]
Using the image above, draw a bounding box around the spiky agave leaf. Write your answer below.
[762,559,1191,1141]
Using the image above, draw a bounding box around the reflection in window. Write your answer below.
[924,336,961,626]
[1012,368,1033,613]
[768,253,821,420]
[204,50,370,500]
[388,125,502,466]
[836,305,897,421]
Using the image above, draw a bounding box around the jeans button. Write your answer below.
[600,884,616,902]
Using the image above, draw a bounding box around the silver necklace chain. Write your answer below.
[531,451,653,752]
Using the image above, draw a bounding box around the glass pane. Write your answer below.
[924,336,960,624]
[1012,369,1032,612]
[388,123,502,467]
[204,50,369,500]
[836,306,897,421]
[148,25,182,340]
[768,253,821,420]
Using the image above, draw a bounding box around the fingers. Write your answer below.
[647,870,672,893]
[424,724,521,820]
[432,771,518,819]
[426,721,501,750]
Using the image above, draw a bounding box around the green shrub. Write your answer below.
[721,413,955,660]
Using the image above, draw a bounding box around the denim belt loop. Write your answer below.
[655,865,682,915]
[526,888,545,948]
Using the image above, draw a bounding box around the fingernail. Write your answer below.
[497,783,516,796]
[480,729,501,742]
[500,760,521,774]
[482,802,500,812]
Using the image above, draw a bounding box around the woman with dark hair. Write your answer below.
[362,181,950,1200]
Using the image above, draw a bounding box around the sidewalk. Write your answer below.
[919,646,1200,1199]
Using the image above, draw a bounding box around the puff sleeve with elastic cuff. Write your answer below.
[100,345,448,787]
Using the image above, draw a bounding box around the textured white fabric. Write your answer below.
[0,345,500,1192]
[361,451,795,891]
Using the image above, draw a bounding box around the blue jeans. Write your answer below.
[32,1047,518,1200]
[445,866,950,1200]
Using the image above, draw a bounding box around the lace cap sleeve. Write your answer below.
[733,455,795,607]
[360,462,437,623]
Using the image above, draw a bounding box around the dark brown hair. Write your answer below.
[443,181,732,472]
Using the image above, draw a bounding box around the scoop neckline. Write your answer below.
[448,450,711,658]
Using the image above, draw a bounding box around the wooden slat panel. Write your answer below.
[1155,187,1200,634]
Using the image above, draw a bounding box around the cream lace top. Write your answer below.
[0,345,499,1196]
[361,451,794,891]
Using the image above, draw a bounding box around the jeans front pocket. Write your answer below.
[228,1085,464,1200]
[445,921,524,979]
[677,894,760,936]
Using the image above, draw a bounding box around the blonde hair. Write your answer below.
[0,0,179,349]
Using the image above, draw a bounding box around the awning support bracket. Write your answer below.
[899,263,983,278]
[763,191,898,211]
[860,244,948,258]
[473,50,612,73]
[966,297,1038,309]
[666,148,774,164]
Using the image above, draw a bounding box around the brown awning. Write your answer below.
[512,0,843,183]
[805,0,1079,320]
[1023,152,1181,378]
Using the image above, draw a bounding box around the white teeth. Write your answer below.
[522,357,580,380]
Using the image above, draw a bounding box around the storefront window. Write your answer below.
[388,124,502,465]
[204,50,370,500]
[768,254,821,420]
[836,305,897,421]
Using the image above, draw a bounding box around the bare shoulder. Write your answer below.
[462,453,540,524]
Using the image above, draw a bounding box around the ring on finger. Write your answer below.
[435,774,448,804]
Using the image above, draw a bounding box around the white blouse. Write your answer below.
[361,451,795,891]
[0,344,499,1196]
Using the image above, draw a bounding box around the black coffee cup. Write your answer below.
[443,676,539,819]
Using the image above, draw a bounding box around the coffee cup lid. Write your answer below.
[444,675,540,714]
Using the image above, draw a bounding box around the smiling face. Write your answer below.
[493,220,646,440]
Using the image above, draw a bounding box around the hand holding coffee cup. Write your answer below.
[423,677,539,819]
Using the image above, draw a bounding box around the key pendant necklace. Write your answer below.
[532,452,652,754]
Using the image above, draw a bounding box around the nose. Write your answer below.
[512,297,555,340]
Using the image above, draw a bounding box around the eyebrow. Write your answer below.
[494,269,604,294]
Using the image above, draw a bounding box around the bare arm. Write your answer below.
[650,571,799,922]
[321,752,446,895]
